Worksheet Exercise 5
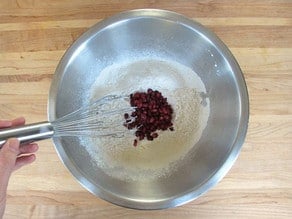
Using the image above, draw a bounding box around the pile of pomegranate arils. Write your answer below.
[124,89,174,146]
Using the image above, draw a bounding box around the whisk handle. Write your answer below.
[0,121,54,148]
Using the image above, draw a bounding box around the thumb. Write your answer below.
[0,139,20,199]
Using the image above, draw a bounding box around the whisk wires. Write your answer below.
[51,95,135,138]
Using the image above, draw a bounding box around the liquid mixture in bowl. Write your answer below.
[79,58,210,181]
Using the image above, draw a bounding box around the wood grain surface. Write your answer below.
[0,0,291,218]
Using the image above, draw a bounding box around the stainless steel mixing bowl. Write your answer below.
[48,9,249,209]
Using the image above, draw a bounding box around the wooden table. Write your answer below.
[0,1,291,218]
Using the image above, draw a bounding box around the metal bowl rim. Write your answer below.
[48,9,249,209]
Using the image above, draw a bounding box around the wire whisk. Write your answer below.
[0,95,135,147]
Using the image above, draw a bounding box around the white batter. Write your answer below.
[79,58,210,181]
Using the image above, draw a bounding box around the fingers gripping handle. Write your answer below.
[0,122,54,148]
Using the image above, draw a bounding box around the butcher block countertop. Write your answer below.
[0,1,291,218]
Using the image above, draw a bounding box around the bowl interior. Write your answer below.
[49,10,248,209]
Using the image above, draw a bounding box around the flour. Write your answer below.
[79,58,210,181]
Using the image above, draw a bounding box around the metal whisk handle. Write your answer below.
[0,121,54,148]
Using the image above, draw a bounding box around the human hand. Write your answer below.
[0,118,39,218]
